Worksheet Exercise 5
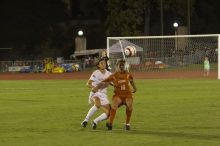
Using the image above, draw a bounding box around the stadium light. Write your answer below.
[78,30,83,36]
[173,22,178,28]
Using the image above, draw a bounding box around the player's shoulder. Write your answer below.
[92,69,100,74]
[105,69,112,75]
[90,70,100,78]
[128,71,134,76]
[127,71,133,75]
[120,71,130,75]
[124,70,132,74]
[123,71,133,78]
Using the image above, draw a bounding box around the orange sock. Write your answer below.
[126,109,132,124]
[109,108,116,124]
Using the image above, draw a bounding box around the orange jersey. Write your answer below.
[103,71,133,96]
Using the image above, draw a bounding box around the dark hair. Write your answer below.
[116,59,126,65]
[96,58,106,68]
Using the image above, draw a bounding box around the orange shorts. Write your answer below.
[113,94,133,106]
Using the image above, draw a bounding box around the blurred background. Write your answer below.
[0,0,219,60]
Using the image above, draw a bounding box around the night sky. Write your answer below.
[0,0,220,60]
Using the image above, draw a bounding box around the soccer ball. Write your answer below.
[124,46,137,57]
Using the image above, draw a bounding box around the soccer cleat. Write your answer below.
[125,124,131,130]
[81,121,88,128]
[92,121,97,129]
[106,122,112,130]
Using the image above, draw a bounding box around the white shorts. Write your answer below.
[88,92,109,105]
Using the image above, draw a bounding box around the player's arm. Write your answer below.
[100,73,114,88]
[129,74,137,93]
[99,81,112,89]
[92,82,105,93]
[130,80,137,93]
[92,74,114,92]
[87,71,97,89]
[86,80,94,89]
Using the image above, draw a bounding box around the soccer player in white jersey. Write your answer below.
[81,58,112,129]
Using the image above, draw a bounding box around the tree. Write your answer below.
[105,0,146,36]
[104,0,197,36]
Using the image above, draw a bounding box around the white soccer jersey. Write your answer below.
[89,69,112,94]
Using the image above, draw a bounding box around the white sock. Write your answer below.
[84,105,98,121]
[93,113,108,124]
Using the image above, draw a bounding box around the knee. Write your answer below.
[111,104,118,110]
[106,110,110,117]
[126,106,133,111]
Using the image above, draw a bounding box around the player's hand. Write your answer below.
[90,85,95,89]
[92,87,98,93]
[132,88,137,93]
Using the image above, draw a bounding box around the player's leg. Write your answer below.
[81,96,100,128]
[92,93,110,129]
[207,68,210,76]
[92,104,110,129]
[124,97,133,130]
[106,96,122,130]
[204,69,207,76]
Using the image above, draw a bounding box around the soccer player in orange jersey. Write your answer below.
[93,59,137,130]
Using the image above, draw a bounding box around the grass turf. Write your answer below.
[0,79,220,146]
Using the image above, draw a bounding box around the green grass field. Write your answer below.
[0,79,220,146]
